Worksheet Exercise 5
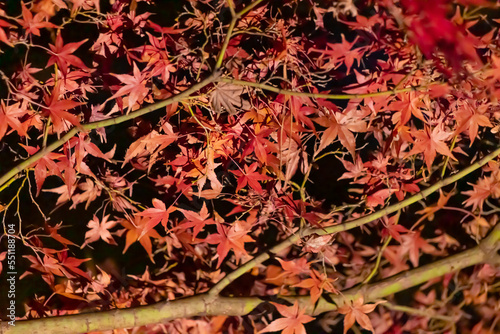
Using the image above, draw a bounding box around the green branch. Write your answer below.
[382,302,453,322]
[215,0,266,69]
[218,77,437,99]
[237,0,266,17]
[3,223,498,334]
[215,17,237,69]
[208,146,500,295]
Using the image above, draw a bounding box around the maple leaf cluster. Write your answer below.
[0,0,500,333]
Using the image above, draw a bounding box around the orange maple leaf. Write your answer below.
[315,109,367,157]
[19,2,57,37]
[136,199,176,238]
[454,102,492,145]
[407,125,456,171]
[337,297,385,334]
[293,270,338,305]
[391,91,427,126]
[414,190,453,225]
[260,301,315,334]
[462,175,497,211]
[119,216,161,263]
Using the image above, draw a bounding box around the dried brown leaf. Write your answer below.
[210,82,250,115]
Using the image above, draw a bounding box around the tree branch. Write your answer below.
[382,302,453,322]
[3,223,498,334]
[215,0,266,69]
[218,77,438,99]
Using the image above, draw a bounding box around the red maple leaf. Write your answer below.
[136,199,176,238]
[366,188,398,208]
[67,133,114,173]
[0,252,6,275]
[177,202,214,238]
[277,257,311,277]
[381,213,408,243]
[43,82,82,134]
[401,0,480,68]
[205,222,254,268]
[407,125,456,171]
[133,32,176,83]
[287,94,316,130]
[68,0,100,14]
[109,62,150,111]
[47,33,89,73]
[260,301,315,334]
[24,251,91,282]
[20,144,65,195]
[230,162,272,194]
[319,34,361,73]
[0,101,28,141]
[18,2,57,37]
[400,231,436,267]
[56,251,91,280]
[242,126,274,165]
[0,19,13,46]
[338,156,366,181]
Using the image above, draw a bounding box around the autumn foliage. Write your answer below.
[1,0,500,333]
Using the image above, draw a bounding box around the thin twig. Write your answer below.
[362,236,392,284]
